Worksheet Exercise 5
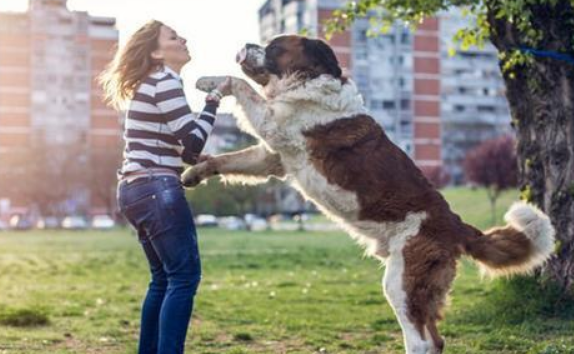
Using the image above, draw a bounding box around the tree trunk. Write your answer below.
[486,0,574,294]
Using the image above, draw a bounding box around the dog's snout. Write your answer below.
[236,47,247,64]
[237,44,262,64]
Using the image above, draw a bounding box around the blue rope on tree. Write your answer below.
[519,46,574,65]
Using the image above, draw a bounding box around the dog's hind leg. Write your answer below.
[401,236,458,354]
[425,320,445,354]
[383,252,432,354]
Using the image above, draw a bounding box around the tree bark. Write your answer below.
[486,0,574,293]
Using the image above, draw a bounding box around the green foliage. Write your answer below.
[499,49,535,77]
[452,4,490,51]
[521,184,534,202]
[325,0,571,73]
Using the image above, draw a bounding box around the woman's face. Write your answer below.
[153,25,191,69]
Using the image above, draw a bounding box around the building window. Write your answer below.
[356,29,368,44]
[400,99,410,110]
[356,50,368,60]
[296,11,304,31]
[399,77,406,88]
[383,101,396,109]
[400,31,411,45]
[370,100,383,110]
[477,105,496,113]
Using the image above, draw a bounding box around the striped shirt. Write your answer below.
[120,66,218,176]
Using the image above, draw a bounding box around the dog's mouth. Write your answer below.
[237,44,270,86]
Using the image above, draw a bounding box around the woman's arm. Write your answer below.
[155,76,219,165]
[179,101,218,164]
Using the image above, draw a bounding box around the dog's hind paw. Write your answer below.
[196,76,227,93]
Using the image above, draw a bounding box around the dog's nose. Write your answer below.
[236,47,247,64]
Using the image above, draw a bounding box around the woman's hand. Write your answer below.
[205,77,232,104]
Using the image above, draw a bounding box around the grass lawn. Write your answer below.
[0,188,572,354]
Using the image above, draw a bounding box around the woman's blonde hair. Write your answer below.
[99,20,164,110]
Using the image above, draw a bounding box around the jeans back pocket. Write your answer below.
[121,193,168,241]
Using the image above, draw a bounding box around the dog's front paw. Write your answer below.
[196,76,227,93]
[181,165,205,188]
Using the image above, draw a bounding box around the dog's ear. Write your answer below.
[302,38,342,78]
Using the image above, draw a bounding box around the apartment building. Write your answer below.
[440,10,511,183]
[0,0,120,216]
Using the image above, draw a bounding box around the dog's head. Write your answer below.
[236,35,343,86]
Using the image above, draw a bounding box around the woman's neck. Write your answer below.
[164,62,183,75]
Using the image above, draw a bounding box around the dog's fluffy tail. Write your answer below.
[463,201,555,277]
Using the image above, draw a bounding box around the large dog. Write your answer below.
[182,35,555,354]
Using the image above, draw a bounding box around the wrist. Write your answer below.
[206,89,223,106]
[205,98,220,108]
[209,89,223,100]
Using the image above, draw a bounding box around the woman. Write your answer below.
[99,20,230,354]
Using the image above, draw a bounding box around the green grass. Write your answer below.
[0,188,572,354]
[440,187,519,229]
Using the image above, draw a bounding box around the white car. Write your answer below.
[0,220,8,231]
[36,217,60,230]
[196,214,218,227]
[91,215,115,230]
[218,216,246,230]
[9,214,33,230]
[245,215,268,231]
[61,216,88,230]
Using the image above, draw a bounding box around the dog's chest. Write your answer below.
[281,150,359,219]
[282,150,420,258]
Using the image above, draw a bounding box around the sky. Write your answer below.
[0,0,267,111]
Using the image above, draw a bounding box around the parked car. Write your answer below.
[36,216,60,230]
[91,215,115,230]
[9,214,33,230]
[218,216,246,230]
[0,220,8,231]
[61,216,88,230]
[249,217,268,231]
[196,214,218,227]
[244,214,268,231]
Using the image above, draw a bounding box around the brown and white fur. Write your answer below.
[182,35,556,354]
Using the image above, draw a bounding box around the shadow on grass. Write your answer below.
[453,276,574,327]
[0,306,50,327]
[446,276,574,353]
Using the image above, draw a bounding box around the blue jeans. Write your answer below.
[118,174,201,354]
